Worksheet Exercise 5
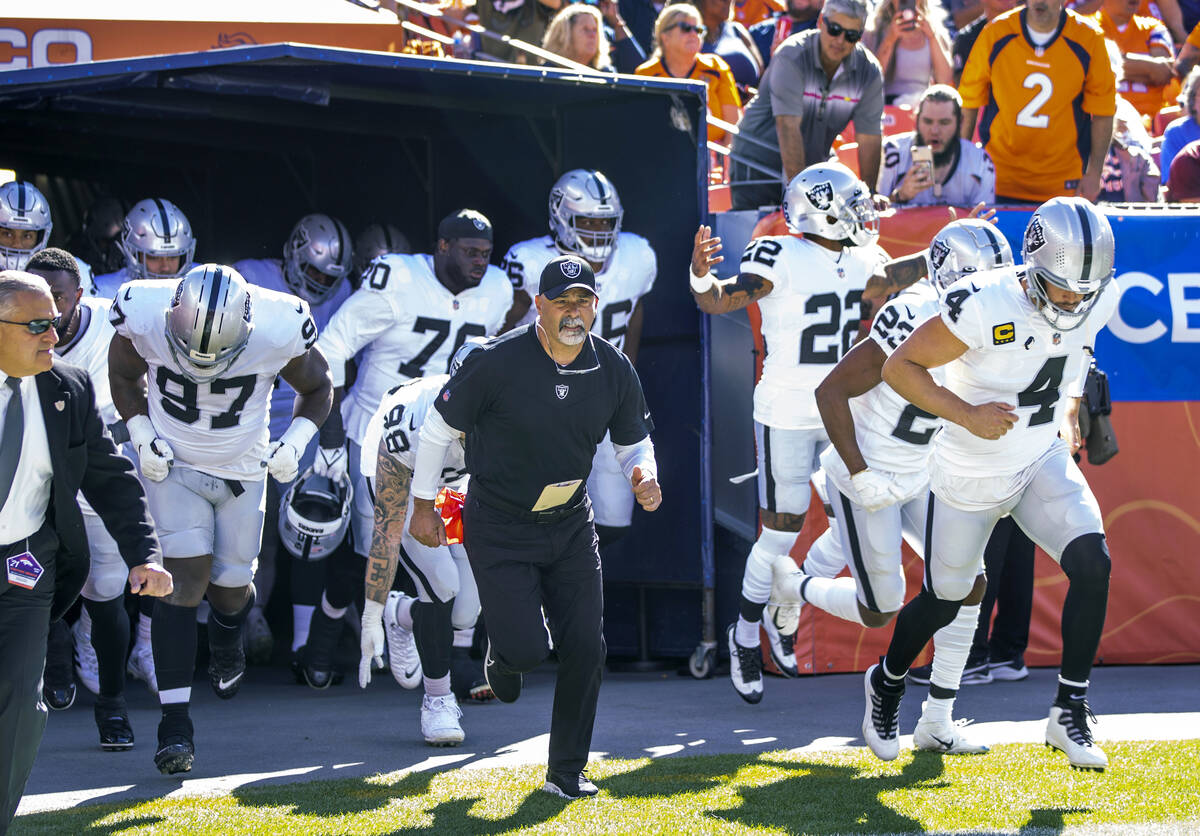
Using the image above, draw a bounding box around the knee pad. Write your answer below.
[1061,533,1111,588]
[451,596,480,632]
[872,570,908,615]
[83,570,127,604]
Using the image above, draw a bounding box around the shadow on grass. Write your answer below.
[11,813,165,835]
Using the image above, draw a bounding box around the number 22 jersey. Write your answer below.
[110,279,317,480]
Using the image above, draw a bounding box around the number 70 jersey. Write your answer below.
[740,235,887,430]
[110,279,318,481]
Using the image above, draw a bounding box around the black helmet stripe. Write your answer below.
[591,171,609,205]
[1074,203,1093,285]
[198,266,225,355]
[16,182,27,216]
[153,198,173,245]
[979,223,1005,266]
[382,224,396,251]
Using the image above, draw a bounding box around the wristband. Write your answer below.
[279,416,319,454]
[690,267,716,294]
[126,414,158,448]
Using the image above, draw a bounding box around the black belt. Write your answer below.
[473,488,587,525]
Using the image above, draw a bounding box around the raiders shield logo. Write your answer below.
[556,384,569,400]
[472,217,486,230]
[560,260,582,279]
[806,181,834,212]
[1025,217,1047,252]
[929,240,951,270]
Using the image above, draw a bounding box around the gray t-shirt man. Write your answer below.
[730,28,885,210]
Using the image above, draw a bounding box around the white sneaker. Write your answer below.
[913,705,989,755]
[420,693,464,746]
[385,592,422,689]
[244,608,274,666]
[862,664,903,761]
[126,640,158,695]
[761,613,798,677]
[71,619,101,696]
[726,624,763,704]
[765,554,804,636]
[1046,701,1107,771]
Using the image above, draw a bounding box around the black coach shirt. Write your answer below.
[434,325,654,512]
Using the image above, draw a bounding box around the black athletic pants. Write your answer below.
[972,516,1035,665]
[0,524,58,830]
[463,493,605,776]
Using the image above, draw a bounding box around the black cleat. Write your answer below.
[43,619,76,710]
[451,646,493,703]
[154,716,194,775]
[95,704,135,751]
[484,641,522,704]
[298,610,341,691]
[42,683,77,711]
[208,643,246,700]
[543,770,598,799]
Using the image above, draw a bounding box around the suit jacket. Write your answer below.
[34,359,161,621]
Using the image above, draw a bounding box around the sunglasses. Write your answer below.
[669,21,708,36]
[822,17,863,42]
[0,316,58,335]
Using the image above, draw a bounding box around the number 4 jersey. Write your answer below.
[318,253,513,447]
[110,278,318,480]
[740,235,887,430]
[934,268,1119,478]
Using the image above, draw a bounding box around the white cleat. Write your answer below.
[765,554,804,637]
[126,639,158,695]
[421,694,465,747]
[914,706,989,755]
[726,624,763,704]
[71,619,101,696]
[385,592,422,689]
[1046,701,1108,771]
[761,613,798,678]
[862,664,903,761]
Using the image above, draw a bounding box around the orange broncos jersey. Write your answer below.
[734,0,785,26]
[1189,20,1200,48]
[960,8,1117,201]
[1092,11,1174,119]
[636,53,742,142]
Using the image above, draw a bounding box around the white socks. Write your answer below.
[930,603,981,692]
[741,527,800,604]
[291,604,314,652]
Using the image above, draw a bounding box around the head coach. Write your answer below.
[407,254,662,800]
[0,271,171,827]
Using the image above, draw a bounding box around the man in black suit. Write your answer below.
[0,270,172,829]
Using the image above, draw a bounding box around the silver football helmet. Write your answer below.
[548,169,623,268]
[283,213,352,304]
[278,468,353,561]
[1022,197,1115,331]
[119,198,196,280]
[782,162,879,247]
[164,264,254,382]
[0,181,53,270]
[353,222,411,278]
[927,219,1014,291]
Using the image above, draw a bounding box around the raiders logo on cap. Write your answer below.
[560,260,582,279]
[806,181,834,212]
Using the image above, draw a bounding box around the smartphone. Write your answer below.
[911,145,933,182]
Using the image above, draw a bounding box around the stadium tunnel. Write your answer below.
[0,43,714,661]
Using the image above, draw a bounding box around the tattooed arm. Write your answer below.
[364,435,412,606]
[859,254,929,333]
[689,224,775,315]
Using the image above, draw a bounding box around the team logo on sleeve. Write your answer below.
[1025,217,1046,253]
[806,181,834,212]
[992,322,1015,344]
[929,239,951,271]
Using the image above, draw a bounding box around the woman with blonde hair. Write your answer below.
[542,1,646,73]
[864,0,953,107]
[636,3,742,142]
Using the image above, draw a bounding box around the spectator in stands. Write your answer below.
[952,0,1017,84]
[1176,21,1200,79]
[877,84,996,205]
[542,3,646,72]
[637,4,743,142]
[620,0,664,56]
[748,0,823,71]
[735,0,785,26]
[959,0,1117,202]
[474,0,563,64]
[1167,138,1200,197]
[692,0,766,93]
[1092,0,1175,122]
[864,0,954,107]
[1099,97,1163,200]
[729,0,885,209]
[1162,68,1200,184]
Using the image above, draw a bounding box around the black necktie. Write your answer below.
[0,376,24,513]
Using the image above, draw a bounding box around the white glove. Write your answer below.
[359,599,386,688]
[265,441,300,483]
[314,445,349,483]
[126,414,173,482]
[850,468,896,513]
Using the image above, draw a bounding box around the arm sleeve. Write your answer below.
[608,355,655,446]
[412,407,460,501]
[612,435,657,482]
[317,290,399,387]
[851,65,886,134]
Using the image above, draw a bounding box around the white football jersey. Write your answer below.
[359,375,467,490]
[92,264,197,302]
[502,232,657,351]
[110,279,317,480]
[877,134,996,208]
[741,235,888,430]
[235,257,351,440]
[933,268,1119,477]
[319,253,513,446]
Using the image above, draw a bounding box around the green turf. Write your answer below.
[12,740,1200,835]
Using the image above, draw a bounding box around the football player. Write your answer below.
[866,197,1118,770]
[689,161,888,703]
[236,213,354,665]
[358,341,490,746]
[108,264,332,774]
[0,180,95,289]
[92,198,196,301]
[769,219,1013,755]
[353,222,411,289]
[305,209,513,687]
[500,169,657,545]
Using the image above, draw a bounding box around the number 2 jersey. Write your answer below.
[934,268,1118,478]
[359,374,467,491]
[501,232,657,351]
[318,254,513,447]
[740,235,887,430]
[110,278,318,480]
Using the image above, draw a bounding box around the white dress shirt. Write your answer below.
[0,374,54,545]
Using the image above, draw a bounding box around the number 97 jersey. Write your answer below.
[740,235,887,430]
[110,279,318,481]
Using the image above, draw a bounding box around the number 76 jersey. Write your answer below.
[110,279,318,481]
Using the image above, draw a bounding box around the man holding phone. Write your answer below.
[877,84,996,207]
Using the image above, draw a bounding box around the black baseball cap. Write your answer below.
[437,209,493,243]
[539,255,597,299]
